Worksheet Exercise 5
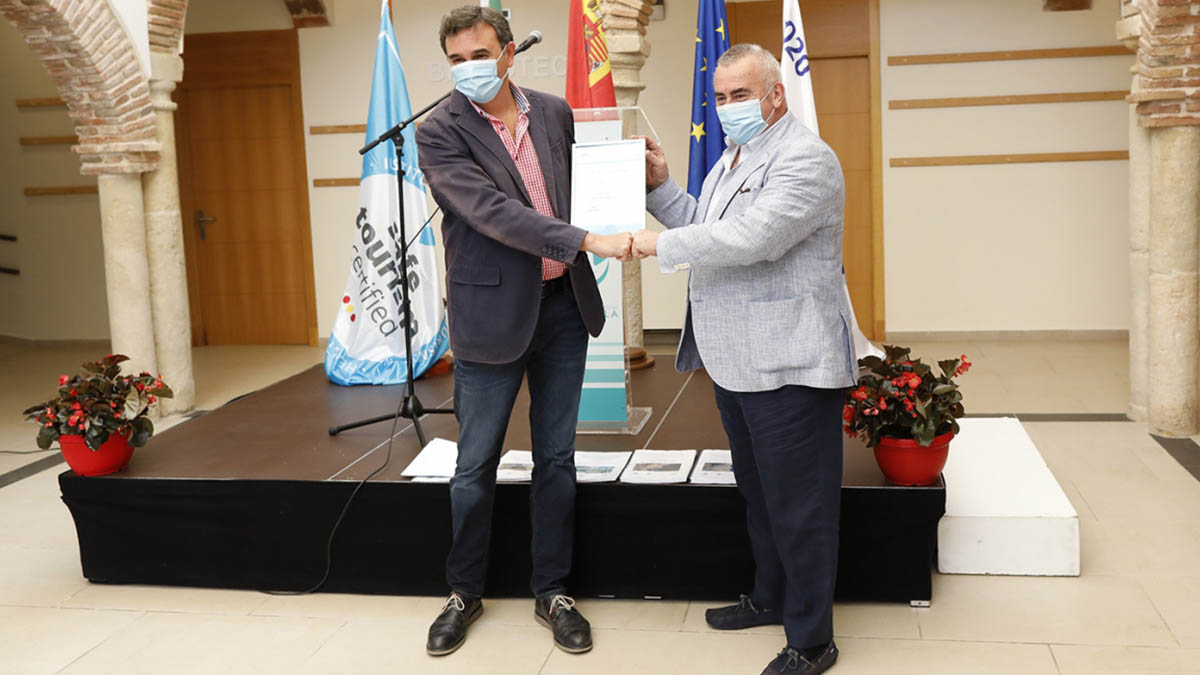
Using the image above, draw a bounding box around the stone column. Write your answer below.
[143,52,195,414]
[1128,75,1151,422]
[1147,126,1200,437]
[603,0,655,369]
[98,173,159,379]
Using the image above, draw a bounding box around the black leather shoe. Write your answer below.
[534,594,593,654]
[426,592,483,656]
[705,594,783,630]
[761,643,839,674]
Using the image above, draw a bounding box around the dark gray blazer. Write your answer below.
[416,88,604,364]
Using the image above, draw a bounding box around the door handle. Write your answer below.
[196,209,216,240]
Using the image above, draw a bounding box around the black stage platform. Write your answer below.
[59,364,945,604]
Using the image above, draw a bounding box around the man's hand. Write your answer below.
[633,230,659,259]
[582,232,634,262]
[634,136,669,191]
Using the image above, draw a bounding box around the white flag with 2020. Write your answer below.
[324,1,450,385]
[780,0,882,360]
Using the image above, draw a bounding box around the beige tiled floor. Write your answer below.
[3,337,1200,674]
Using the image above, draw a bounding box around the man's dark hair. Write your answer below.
[438,5,514,54]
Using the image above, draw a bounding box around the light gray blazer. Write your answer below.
[648,113,856,393]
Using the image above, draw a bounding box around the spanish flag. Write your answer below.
[565,0,617,108]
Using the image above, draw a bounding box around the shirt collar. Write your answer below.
[468,81,530,122]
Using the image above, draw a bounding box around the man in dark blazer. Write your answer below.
[415,5,633,658]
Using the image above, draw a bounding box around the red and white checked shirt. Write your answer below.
[469,84,566,281]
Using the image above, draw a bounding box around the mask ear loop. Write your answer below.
[761,83,782,127]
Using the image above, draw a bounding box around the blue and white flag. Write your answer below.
[781,0,819,134]
[781,0,881,360]
[687,0,730,198]
[324,0,450,385]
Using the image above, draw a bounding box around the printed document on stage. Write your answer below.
[401,437,458,480]
[570,139,646,235]
[497,450,534,483]
[575,451,632,483]
[689,449,736,485]
[619,449,697,484]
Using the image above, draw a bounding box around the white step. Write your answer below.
[938,417,1079,576]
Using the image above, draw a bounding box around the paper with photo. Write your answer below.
[401,437,458,479]
[575,451,632,483]
[619,449,697,484]
[497,450,534,483]
[690,449,736,485]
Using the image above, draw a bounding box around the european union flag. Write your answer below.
[687,0,730,198]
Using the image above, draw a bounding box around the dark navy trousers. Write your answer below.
[713,382,844,650]
[445,287,589,599]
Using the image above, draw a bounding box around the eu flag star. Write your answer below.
[715,19,725,39]
[690,122,706,142]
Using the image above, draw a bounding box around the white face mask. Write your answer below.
[716,89,775,145]
[451,58,506,104]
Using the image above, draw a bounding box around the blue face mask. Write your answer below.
[451,58,506,104]
[717,90,774,145]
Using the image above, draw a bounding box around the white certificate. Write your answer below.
[570,139,646,235]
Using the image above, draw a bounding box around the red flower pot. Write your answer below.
[58,432,134,477]
[873,432,953,486]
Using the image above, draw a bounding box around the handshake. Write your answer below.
[580,231,661,263]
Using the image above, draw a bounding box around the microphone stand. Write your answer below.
[328,36,543,445]
[327,93,454,447]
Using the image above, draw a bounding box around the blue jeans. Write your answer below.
[445,287,589,598]
[714,382,844,650]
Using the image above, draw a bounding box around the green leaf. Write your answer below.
[938,359,959,379]
[36,426,57,450]
[130,417,154,447]
[884,345,910,363]
[858,355,883,371]
[933,384,958,395]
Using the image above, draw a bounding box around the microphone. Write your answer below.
[514,30,543,55]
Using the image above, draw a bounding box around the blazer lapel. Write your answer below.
[717,152,769,220]
[526,100,562,218]
[449,91,534,206]
[696,162,725,221]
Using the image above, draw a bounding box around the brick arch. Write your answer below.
[0,0,159,174]
[1122,0,1200,128]
[148,0,187,54]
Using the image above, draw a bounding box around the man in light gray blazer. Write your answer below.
[634,44,856,675]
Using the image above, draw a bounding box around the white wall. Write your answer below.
[1,0,1135,341]
[880,0,1131,333]
[105,0,151,76]
[0,19,108,340]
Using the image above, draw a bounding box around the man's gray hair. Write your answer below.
[717,43,782,90]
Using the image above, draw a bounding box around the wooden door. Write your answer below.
[727,0,881,339]
[177,30,317,346]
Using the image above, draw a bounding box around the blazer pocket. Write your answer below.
[748,297,818,365]
[449,264,500,286]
